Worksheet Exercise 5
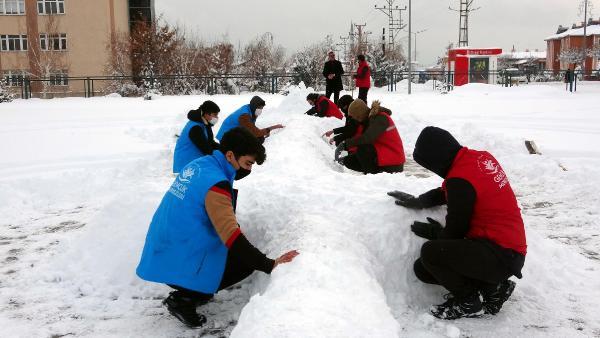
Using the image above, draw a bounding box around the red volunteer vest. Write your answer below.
[442,147,527,255]
[373,112,405,166]
[355,61,371,88]
[316,96,343,120]
[348,124,364,154]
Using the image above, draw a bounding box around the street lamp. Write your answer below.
[411,29,428,64]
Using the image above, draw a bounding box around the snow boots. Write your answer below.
[481,279,516,315]
[430,292,484,320]
[163,291,208,328]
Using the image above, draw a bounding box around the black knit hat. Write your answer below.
[200,100,220,114]
[413,126,462,178]
[306,93,320,101]
[249,96,266,112]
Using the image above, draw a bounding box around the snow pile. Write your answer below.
[1,82,600,337]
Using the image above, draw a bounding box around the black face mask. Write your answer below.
[235,168,251,180]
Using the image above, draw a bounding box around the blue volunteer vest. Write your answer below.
[137,151,236,293]
[173,120,209,173]
[216,104,255,140]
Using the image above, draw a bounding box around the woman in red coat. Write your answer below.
[353,55,371,103]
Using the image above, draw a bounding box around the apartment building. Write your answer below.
[0,0,154,97]
[545,18,600,75]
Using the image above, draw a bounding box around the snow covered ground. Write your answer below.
[1,81,599,338]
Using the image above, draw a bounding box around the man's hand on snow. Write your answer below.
[411,217,443,240]
[387,191,423,209]
[269,124,285,131]
[323,130,334,137]
[273,250,299,268]
[334,141,347,163]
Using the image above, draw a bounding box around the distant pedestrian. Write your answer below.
[564,68,574,93]
[353,55,371,103]
[323,51,345,104]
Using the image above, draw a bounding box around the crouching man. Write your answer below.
[389,126,526,320]
[136,127,299,328]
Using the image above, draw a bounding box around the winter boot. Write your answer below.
[430,292,484,320]
[481,279,516,315]
[163,291,207,328]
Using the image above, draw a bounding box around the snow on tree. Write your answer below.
[235,33,286,92]
[0,77,15,103]
[367,43,407,87]
[559,48,587,66]
[289,39,331,90]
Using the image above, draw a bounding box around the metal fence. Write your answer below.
[7,69,597,99]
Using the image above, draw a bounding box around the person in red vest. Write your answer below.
[353,54,371,103]
[335,99,405,174]
[388,126,526,320]
[305,93,343,120]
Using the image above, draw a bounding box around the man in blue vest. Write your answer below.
[137,127,299,328]
[216,96,284,143]
[173,100,221,174]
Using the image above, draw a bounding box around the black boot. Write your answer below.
[163,291,207,328]
[430,292,484,320]
[481,279,516,315]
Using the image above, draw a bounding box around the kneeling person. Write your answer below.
[389,126,526,320]
[337,99,405,174]
[136,127,299,328]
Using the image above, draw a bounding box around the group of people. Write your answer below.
[135,53,527,328]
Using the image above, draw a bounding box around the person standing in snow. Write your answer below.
[137,127,299,328]
[305,93,344,120]
[323,95,358,146]
[172,100,221,174]
[323,50,345,104]
[564,68,574,93]
[353,55,371,103]
[216,96,284,143]
[389,126,526,320]
[335,99,405,174]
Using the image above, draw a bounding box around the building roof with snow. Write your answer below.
[546,23,600,40]
[500,51,547,59]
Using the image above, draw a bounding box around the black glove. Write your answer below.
[387,190,423,209]
[334,141,346,163]
[411,217,443,240]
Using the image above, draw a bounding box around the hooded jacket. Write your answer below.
[413,126,526,277]
[216,96,269,140]
[346,101,405,167]
[172,109,219,173]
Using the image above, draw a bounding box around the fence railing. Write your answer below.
[7,69,597,99]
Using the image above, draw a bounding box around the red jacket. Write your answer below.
[373,112,405,166]
[347,124,364,154]
[355,61,371,88]
[442,148,527,255]
[316,96,343,120]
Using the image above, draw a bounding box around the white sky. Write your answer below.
[156,0,598,67]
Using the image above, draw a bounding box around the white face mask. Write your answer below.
[255,108,263,117]
[209,117,218,125]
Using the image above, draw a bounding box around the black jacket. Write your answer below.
[323,60,344,91]
[187,109,219,155]
[332,118,360,146]
[414,126,525,277]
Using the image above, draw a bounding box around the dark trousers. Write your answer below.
[168,249,255,303]
[326,87,340,104]
[358,87,369,103]
[343,144,379,174]
[343,144,404,175]
[414,239,516,299]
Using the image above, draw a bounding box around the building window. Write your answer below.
[3,70,26,86]
[0,0,25,15]
[40,33,67,50]
[48,71,68,86]
[37,0,64,14]
[0,34,28,51]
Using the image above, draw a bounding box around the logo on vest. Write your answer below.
[477,155,509,189]
[169,166,198,200]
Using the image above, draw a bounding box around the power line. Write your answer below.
[374,0,407,54]
[449,0,480,47]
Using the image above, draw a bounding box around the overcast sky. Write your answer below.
[156,0,598,67]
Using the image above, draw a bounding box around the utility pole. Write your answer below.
[408,0,412,94]
[337,36,349,64]
[375,0,407,54]
[583,0,588,78]
[351,23,371,55]
[449,0,480,47]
